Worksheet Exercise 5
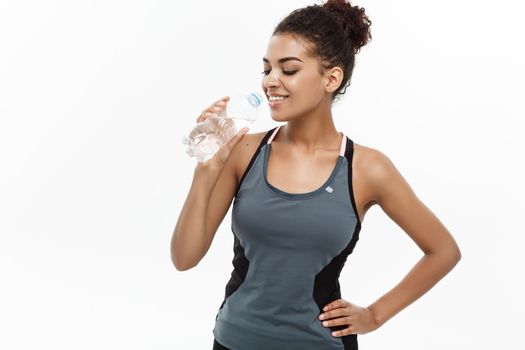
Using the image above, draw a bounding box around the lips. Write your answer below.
[268,95,289,108]
[267,94,288,108]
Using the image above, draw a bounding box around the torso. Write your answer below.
[214,126,365,348]
[234,130,376,224]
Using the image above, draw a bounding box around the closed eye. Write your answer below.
[261,70,298,76]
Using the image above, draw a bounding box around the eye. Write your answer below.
[261,69,298,76]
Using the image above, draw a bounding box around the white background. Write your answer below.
[1,0,524,349]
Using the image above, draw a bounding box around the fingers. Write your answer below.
[322,317,352,332]
[319,308,344,321]
[213,127,249,167]
[331,326,355,337]
[324,299,344,310]
[196,112,217,123]
[229,127,249,146]
[196,96,230,123]
[223,127,249,153]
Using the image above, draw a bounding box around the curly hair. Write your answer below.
[272,0,372,102]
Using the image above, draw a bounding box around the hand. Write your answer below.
[194,96,249,173]
[196,95,230,123]
[319,298,380,337]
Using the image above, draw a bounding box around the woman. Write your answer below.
[171,1,462,349]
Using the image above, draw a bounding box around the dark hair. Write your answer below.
[272,0,372,102]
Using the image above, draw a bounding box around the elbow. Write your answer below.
[172,259,196,272]
[449,248,462,271]
[450,240,462,263]
[454,247,462,264]
[445,233,462,262]
[426,243,462,266]
[455,246,462,262]
[171,236,198,271]
[444,245,462,268]
[171,251,196,272]
[174,264,194,272]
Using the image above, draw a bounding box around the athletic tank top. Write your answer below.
[212,125,362,350]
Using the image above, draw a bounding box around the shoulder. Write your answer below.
[231,130,269,182]
[352,141,405,204]
[352,142,395,178]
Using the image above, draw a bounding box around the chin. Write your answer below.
[270,114,290,122]
[270,109,296,121]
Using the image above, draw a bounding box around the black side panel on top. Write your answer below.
[218,233,248,312]
[343,137,362,228]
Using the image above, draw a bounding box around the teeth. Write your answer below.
[269,96,286,101]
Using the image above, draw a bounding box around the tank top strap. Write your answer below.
[342,134,361,228]
[233,126,279,198]
[339,132,347,157]
[267,125,347,157]
[266,125,281,144]
[342,135,355,164]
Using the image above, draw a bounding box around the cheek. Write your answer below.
[290,76,324,103]
[260,73,323,102]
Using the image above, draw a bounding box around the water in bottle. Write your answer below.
[182,91,263,162]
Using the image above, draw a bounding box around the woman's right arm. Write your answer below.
[170,150,241,271]
[170,96,248,271]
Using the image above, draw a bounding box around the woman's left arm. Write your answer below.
[365,148,462,327]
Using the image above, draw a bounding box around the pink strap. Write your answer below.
[267,125,281,144]
[339,133,347,156]
[268,125,347,156]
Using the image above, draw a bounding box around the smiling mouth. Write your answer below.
[268,96,289,107]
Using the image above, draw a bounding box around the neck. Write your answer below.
[276,107,341,152]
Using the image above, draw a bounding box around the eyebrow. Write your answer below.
[262,57,304,64]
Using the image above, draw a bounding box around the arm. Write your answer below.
[170,130,247,271]
[364,149,462,327]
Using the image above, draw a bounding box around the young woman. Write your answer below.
[171,1,462,349]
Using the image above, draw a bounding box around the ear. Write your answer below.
[324,66,344,93]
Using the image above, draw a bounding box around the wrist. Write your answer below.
[367,305,385,328]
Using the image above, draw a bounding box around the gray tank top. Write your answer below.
[212,125,362,350]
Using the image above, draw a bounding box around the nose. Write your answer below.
[262,70,281,90]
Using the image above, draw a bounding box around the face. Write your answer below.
[261,33,342,121]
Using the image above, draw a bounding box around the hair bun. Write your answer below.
[322,0,372,54]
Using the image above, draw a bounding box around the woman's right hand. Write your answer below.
[194,96,249,175]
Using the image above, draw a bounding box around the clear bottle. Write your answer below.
[182,91,263,162]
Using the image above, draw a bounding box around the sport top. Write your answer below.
[212,125,362,350]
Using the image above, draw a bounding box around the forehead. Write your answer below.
[263,34,314,63]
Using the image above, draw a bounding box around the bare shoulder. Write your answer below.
[352,141,413,206]
[353,142,395,178]
[231,130,268,184]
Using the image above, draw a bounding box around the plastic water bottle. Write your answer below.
[182,91,263,162]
